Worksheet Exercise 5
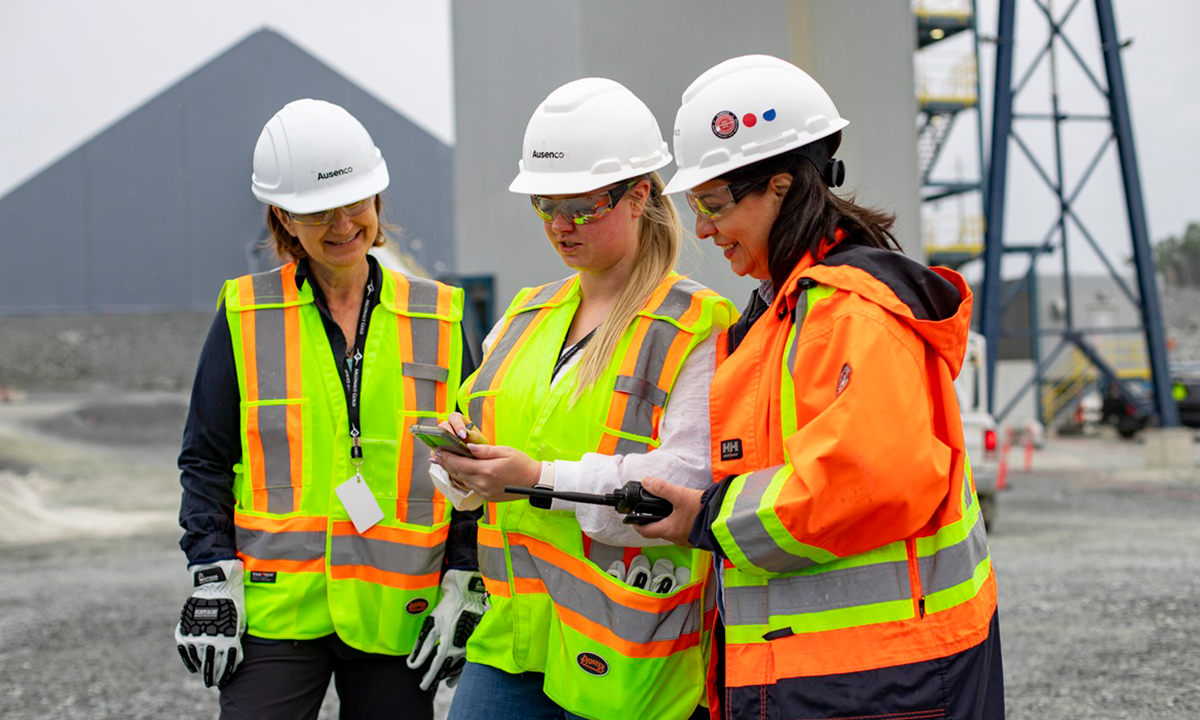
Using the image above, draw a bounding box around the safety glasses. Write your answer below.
[684,179,769,221]
[531,180,638,225]
[287,196,374,226]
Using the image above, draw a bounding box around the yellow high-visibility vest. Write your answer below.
[460,272,735,720]
[224,262,464,655]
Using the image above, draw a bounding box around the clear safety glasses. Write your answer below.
[530,180,637,225]
[287,196,374,226]
[684,179,769,222]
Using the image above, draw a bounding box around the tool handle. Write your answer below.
[504,486,616,507]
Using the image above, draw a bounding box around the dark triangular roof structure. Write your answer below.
[0,28,453,313]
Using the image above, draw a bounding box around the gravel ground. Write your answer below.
[0,394,1197,719]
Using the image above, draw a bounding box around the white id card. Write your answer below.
[334,472,384,534]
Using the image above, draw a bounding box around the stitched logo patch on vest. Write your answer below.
[406,598,430,615]
[720,438,743,461]
[250,571,276,584]
[836,363,852,396]
[576,651,609,676]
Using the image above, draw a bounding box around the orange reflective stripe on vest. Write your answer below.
[391,272,457,525]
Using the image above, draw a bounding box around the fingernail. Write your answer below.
[431,453,441,465]
[457,428,467,439]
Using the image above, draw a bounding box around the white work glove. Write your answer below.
[175,559,246,688]
[406,569,487,690]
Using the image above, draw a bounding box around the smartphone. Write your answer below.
[409,424,475,457]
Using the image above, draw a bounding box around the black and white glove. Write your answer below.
[406,569,486,690]
[174,559,246,688]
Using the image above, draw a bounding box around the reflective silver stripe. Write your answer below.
[612,375,668,406]
[401,277,446,525]
[725,465,818,574]
[251,306,289,401]
[404,276,443,314]
[330,534,446,576]
[585,542,626,571]
[963,467,974,509]
[509,545,702,644]
[519,278,572,311]
[652,277,704,321]
[920,514,989,595]
[244,270,298,514]
[478,543,509,583]
[723,558,910,626]
[402,362,450,383]
[465,279,569,423]
[255,403,296,514]
[723,518,991,627]
[612,318,684,454]
[468,310,539,424]
[236,526,325,561]
[786,289,808,373]
[249,271,288,305]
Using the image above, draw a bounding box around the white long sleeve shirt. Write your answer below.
[484,319,718,547]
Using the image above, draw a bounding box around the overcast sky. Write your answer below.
[2,0,1196,266]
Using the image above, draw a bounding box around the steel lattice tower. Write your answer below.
[979,0,1178,428]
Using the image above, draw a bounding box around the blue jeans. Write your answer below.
[448,662,708,720]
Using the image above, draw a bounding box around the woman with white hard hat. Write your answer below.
[175,98,483,719]
[433,78,735,720]
[637,55,1005,720]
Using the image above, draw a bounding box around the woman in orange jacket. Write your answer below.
[637,55,1005,720]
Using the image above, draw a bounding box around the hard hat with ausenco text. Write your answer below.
[509,78,671,196]
[252,98,389,214]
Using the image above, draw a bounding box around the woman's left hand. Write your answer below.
[432,443,541,503]
[632,477,704,547]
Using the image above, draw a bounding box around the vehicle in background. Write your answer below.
[955,331,1001,528]
[1099,363,1200,438]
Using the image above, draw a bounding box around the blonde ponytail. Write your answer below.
[572,172,680,400]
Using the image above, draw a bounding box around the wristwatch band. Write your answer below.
[529,483,554,510]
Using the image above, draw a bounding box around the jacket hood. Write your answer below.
[787,244,973,377]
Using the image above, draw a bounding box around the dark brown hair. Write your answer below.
[264,195,391,261]
[719,132,902,292]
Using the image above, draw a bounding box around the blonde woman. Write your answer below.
[434,78,735,720]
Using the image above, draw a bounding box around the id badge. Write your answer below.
[334,472,384,534]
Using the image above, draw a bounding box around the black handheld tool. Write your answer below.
[504,480,673,525]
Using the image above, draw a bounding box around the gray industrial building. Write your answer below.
[1,1,924,391]
[0,29,453,390]
[0,28,454,314]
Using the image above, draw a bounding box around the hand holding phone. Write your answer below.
[410,425,476,457]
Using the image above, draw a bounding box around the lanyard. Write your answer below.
[342,278,375,467]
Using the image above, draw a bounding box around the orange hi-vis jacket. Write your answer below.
[702,244,998,716]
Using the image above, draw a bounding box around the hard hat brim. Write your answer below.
[508,156,671,196]
[253,161,390,214]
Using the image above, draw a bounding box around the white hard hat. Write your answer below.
[252,99,390,213]
[509,78,672,195]
[663,55,849,194]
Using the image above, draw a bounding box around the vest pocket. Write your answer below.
[241,398,311,515]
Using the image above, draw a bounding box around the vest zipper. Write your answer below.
[905,537,926,619]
